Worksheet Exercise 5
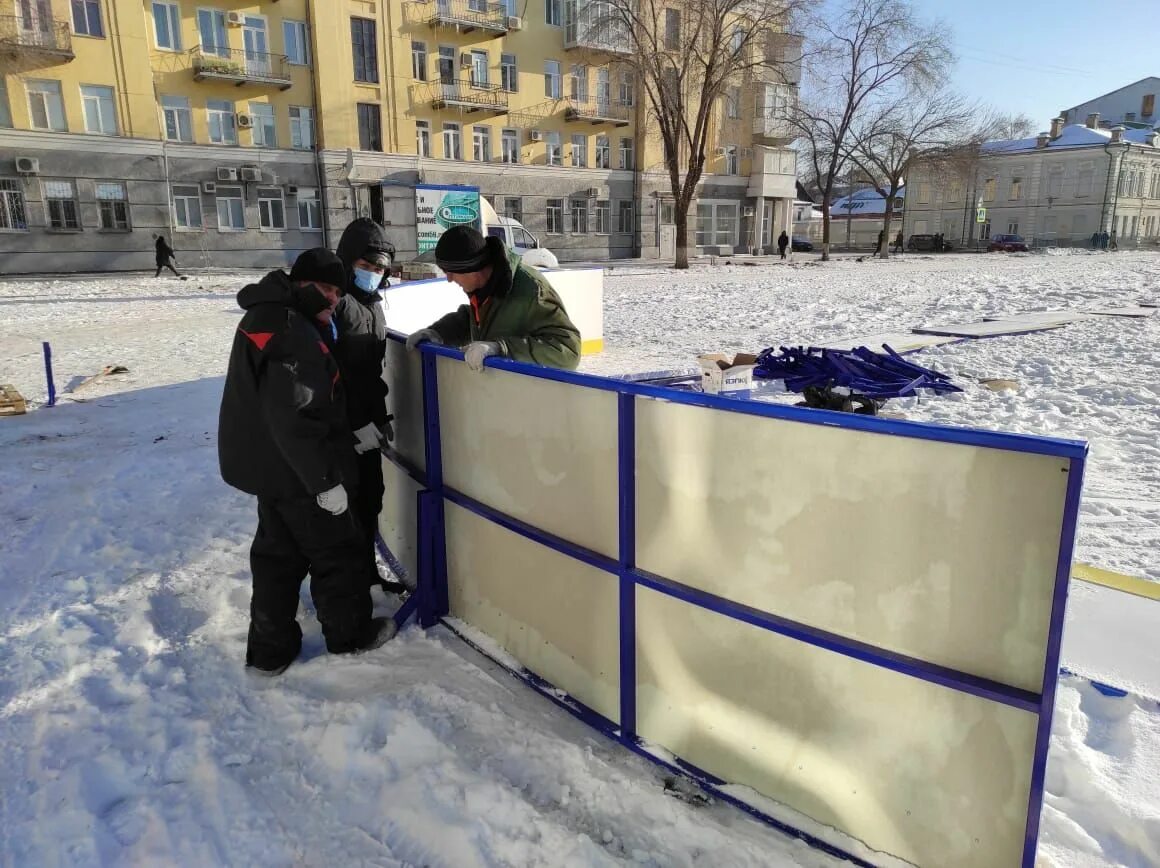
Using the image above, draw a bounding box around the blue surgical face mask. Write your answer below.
[353,267,382,292]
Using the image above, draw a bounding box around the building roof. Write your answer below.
[1062,77,1160,116]
[982,124,1160,155]
[830,185,906,217]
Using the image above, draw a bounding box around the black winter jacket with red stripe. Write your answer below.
[218,270,357,499]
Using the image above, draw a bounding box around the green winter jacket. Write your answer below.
[429,246,581,371]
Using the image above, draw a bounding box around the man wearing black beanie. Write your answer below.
[404,225,580,372]
[219,248,396,676]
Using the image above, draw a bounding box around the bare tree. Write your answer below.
[791,0,951,260]
[987,111,1035,141]
[590,0,805,267]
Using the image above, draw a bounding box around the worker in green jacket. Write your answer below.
[404,225,580,372]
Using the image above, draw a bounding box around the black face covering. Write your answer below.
[288,281,331,319]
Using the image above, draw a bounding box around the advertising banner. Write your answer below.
[415,184,482,253]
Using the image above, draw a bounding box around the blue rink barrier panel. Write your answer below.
[377,331,1087,868]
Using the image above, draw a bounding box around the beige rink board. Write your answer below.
[384,337,426,471]
[437,356,619,560]
[444,501,620,723]
[635,587,1037,868]
[635,397,1069,694]
[379,457,421,586]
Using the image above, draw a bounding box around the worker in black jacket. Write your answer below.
[333,218,401,595]
[218,248,396,676]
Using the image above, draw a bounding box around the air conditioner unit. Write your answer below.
[201,181,217,194]
[240,167,262,182]
[585,187,600,198]
[15,156,40,174]
[714,146,726,156]
[286,185,299,196]
[236,113,253,129]
[528,129,542,141]
[507,16,523,30]
[742,206,755,216]
[226,10,244,26]
[459,53,471,68]
[217,167,238,181]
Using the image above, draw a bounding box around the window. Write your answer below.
[546,198,563,233]
[501,128,519,163]
[152,2,180,50]
[569,65,588,102]
[472,125,490,161]
[72,0,103,37]
[730,27,743,55]
[1077,166,1093,197]
[620,72,634,107]
[694,202,737,245]
[947,180,961,202]
[571,133,587,167]
[284,20,310,65]
[0,179,28,231]
[43,180,80,230]
[916,181,930,204]
[80,85,116,135]
[470,50,488,87]
[546,0,562,26]
[982,178,996,202]
[290,106,314,149]
[207,100,236,144]
[437,46,454,84]
[172,185,202,230]
[357,103,382,151]
[216,185,245,230]
[416,120,431,157]
[351,17,379,83]
[594,200,610,233]
[722,145,737,175]
[296,187,321,230]
[0,82,11,128]
[619,137,633,170]
[595,135,610,169]
[617,199,633,234]
[1143,93,1156,119]
[545,60,562,99]
[249,102,276,147]
[501,54,517,92]
[1009,176,1022,200]
[725,86,740,119]
[503,197,522,222]
[27,80,66,132]
[412,41,427,81]
[95,182,129,230]
[664,9,680,50]
[197,9,228,57]
[979,220,991,241]
[442,122,461,160]
[660,201,674,224]
[545,131,562,166]
[595,67,610,108]
[1047,168,1063,198]
[1007,221,1019,235]
[162,95,192,141]
[258,187,285,230]
[570,198,587,233]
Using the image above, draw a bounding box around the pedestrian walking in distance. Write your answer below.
[777,230,789,260]
[154,234,184,279]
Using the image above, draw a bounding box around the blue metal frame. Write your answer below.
[42,341,56,408]
[378,330,1087,866]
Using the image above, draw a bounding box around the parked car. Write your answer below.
[906,234,953,252]
[790,236,814,252]
[987,234,1030,253]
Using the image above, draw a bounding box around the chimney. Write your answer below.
[1050,117,1064,139]
[1086,112,1100,129]
[1110,125,1125,143]
[1036,132,1050,149]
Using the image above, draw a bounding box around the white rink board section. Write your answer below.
[635,586,1037,868]
[383,337,426,472]
[436,356,619,559]
[445,501,621,723]
[635,397,1069,694]
[379,458,421,585]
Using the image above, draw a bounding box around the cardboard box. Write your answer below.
[698,353,758,394]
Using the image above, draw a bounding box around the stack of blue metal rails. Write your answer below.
[754,345,962,399]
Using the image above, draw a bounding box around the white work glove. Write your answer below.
[405,328,442,352]
[464,341,501,373]
[352,423,387,455]
[316,484,348,515]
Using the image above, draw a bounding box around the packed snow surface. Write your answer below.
[1,249,1158,867]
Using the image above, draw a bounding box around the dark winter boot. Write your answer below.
[350,616,398,653]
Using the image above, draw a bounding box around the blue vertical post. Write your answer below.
[617,392,637,744]
[420,350,449,617]
[42,342,56,408]
[416,490,439,629]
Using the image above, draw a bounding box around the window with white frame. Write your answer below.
[1047,168,1063,197]
[596,67,610,108]
[216,185,245,230]
[412,41,427,81]
[95,182,129,230]
[501,54,517,92]
[1007,221,1019,235]
[162,95,192,142]
[546,198,563,233]
[152,2,180,50]
[982,177,996,201]
[595,135,610,168]
[197,9,228,57]
[43,180,80,230]
[545,131,562,166]
[594,200,610,233]
[979,220,991,240]
[1076,166,1093,197]
[916,181,930,204]
[296,187,321,230]
[472,125,490,161]
[723,145,737,175]
[284,19,310,65]
[250,102,276,147]
[619,136,633,169]
[0,179,28,230]
[569,198,588,233]
[290,106,314,149]
[172,185,202,230]
[571,133,587,167]
[27,80,66,131]
[501,128,518,163]
[544,60,562,99]
[442,122,461,160]
[0,82,11,128]
[660,201,674,224]
[207,100,236,144]
[258,187,285,230]
[725,86,740,119]
[72,0,104,37]
[1009,176,1022,200]
[569,64,588,102]
[620,71,633,106]
[546,0,562,26]
[617,199,633,233]
[80,84,116,135]
[694,202,737,246]
[470,50,489,87]
[416,120,431,156]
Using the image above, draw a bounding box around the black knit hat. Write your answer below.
[289,248,346,289]
[435,225,500,273]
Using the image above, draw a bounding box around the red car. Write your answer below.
[988,233,1030,252]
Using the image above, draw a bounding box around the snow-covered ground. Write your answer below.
[1,250,1158,867]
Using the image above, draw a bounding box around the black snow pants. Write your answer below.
[246,495,374,670]
[155,257,180,277]
[352,449,386,588]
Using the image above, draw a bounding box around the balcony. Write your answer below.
[565,98,631,126]
[425,80,509,114]
[752,113,796,142]
[758,32,803,86]
[191,46,292,90]
[564,0,632,55]
[0,14,74,64]
[416,0,511,35]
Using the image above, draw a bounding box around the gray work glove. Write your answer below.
[352,423,386,455]
[463,341,502,373]
[316,484,348,515]
[405,328,442,352]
